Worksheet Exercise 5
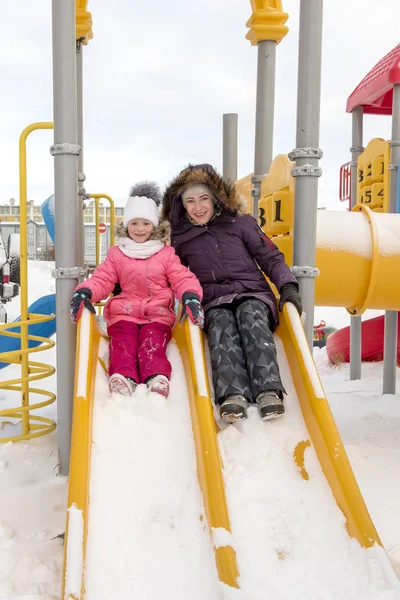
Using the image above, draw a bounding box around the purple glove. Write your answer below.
[180,292,205,329]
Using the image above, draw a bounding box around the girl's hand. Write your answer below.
[70,288,96,323]
[180,292,205,329]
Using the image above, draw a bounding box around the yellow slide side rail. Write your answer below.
[62,310,100,600]
[278,304,380,548]
[173,320,240,588]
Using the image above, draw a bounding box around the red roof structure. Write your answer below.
[346,43,400,115]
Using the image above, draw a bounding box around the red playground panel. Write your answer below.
[346,43,400,115]
[326,315,400,364]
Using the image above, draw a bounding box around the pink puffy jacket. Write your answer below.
[76,245,203,328]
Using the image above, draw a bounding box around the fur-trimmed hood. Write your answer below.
[161,164,241,226]
[116,220,170,244]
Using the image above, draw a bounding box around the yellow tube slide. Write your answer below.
[315,205,400,314]
[63,304,391,598]
[61,312,238,600]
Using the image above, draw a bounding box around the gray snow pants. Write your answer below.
[205,298,285,406]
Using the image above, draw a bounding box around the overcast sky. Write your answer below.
[1,0,399,209]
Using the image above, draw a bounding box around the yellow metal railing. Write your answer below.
[0,122,56,442]
[90,193,115,266]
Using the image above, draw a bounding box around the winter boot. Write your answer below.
[109,373,136,397]
[220,394,249,424]
[147,374,170,398]
[256,390,284,421]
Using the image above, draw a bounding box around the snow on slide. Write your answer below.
[74,313,400,600]
[217,335,399,600]
[83,338,222,600]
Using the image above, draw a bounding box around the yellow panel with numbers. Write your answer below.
[371,182,385,209]
[362,186,372,207]
[364,162,373,185]
[258,196,268,234]
[266,189,294,235]
[372,157,385,182]
[357,138,390,212]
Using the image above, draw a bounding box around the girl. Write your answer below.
[162,164,302,423]
[70,182,204,398]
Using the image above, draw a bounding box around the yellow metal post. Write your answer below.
[19,122,54,436]
[246,1,289,219]
[76,0,93,44]
[90,194,116,266]
[246,0,289,45]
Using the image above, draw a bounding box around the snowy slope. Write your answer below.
[77,320,400,600]
[83,338,222,600]
[217,336,400,599]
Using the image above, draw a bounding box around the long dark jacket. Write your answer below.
[162,164,298,330]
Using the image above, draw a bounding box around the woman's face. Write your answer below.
[128,218,154,243]
[184,192,215,225]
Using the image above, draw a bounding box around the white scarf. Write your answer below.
[118,237,164,259]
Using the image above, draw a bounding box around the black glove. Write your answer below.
[278,283,302,316]
[112,282,122,296]
[70,287,96,323]
[180,292,205,329]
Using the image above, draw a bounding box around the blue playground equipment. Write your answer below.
[0,195,57,369]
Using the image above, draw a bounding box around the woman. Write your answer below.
[162,164,302,423]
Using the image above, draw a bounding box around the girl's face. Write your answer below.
[184,193,215,225]
[127,218,154,243]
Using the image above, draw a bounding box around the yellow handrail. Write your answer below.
[174,320,240,587]
[90,193,115,266]
[0,122,56,442]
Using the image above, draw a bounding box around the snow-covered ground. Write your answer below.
[0,261,399,599]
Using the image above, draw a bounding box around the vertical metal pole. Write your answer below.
[252,40,277,220]
[51,0,79,475]
[383,84,400,394]
[291,0,324,348]
[223,113,238,182]
[76,40,85,269]
[350,107,363,380]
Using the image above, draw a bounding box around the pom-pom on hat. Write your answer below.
[123,181,162,228]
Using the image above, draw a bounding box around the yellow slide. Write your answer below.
[61,305,398,599]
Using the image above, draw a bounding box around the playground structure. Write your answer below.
[1,1,400,598]
[327,314,400,365]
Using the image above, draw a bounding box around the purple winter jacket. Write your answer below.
[162,164,298,330]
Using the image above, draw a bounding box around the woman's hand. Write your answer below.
[70,288,96,323]
[278,283,302,315]
[180,292,205,329]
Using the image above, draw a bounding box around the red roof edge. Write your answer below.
[346,43,400,114]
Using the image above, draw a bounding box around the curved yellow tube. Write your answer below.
[314,206,400,314]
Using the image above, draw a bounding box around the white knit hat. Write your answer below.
[182,184,215,206]
[123,181,161,228]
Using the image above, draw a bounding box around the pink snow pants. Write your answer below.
[108,320,172,384]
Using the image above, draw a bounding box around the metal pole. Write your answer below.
[252,40,277,220]
[76,40,85,269]
[51,0,80,475]
[223,113,238,182]
[290,0,324,348]
[383,83,400,394]
[350,107,363,380]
